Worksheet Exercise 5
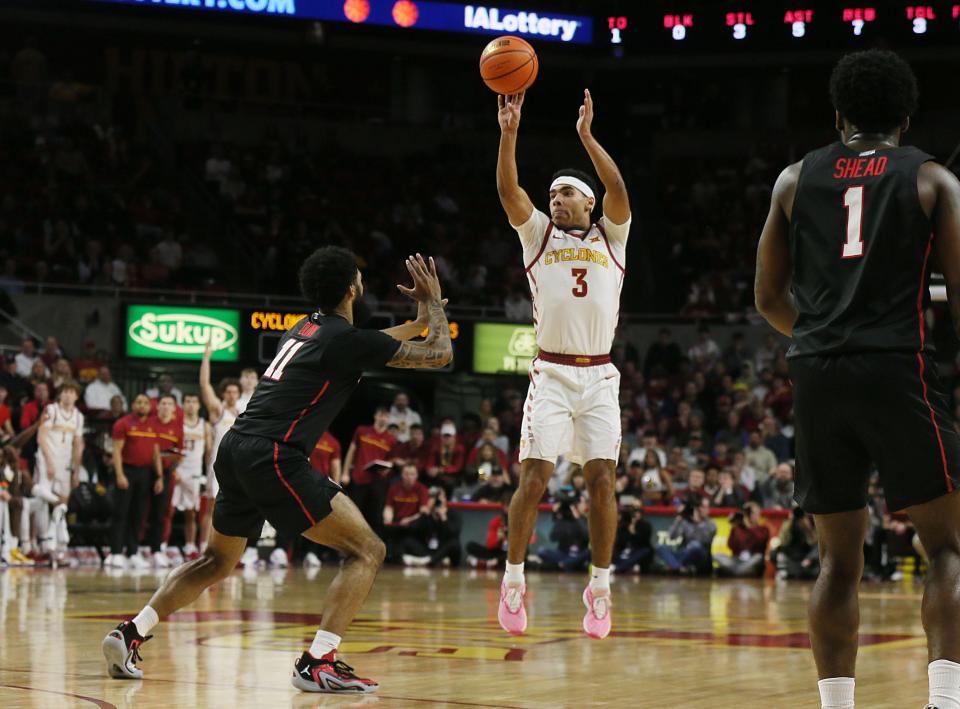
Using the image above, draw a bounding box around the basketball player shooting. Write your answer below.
[755,50,960,709]
[102,249,452,694]
[495,89,630,639]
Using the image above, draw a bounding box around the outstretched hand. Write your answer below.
[397,253,443,303]
[498,92,524,134]
[576,88,593,139]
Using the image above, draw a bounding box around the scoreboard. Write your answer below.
[603,2,960,51]
[78,0,960,50]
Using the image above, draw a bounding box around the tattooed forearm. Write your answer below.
[387,298,453,369]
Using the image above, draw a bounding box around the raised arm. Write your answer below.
[755,162,801,337]
[387,255,453,369]
[381,298,448,341]
[199,342,223,421]
[576,89,630,225]
[926,162,960,340]
[496,93,535,227]
[203,421,213,471]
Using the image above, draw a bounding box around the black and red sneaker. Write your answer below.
[290,650,378,693]
[102,620,151,679]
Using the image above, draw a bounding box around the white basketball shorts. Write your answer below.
[519,359,621,466]
[172,474,202,512]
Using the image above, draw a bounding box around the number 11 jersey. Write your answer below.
[232,314,401,454]
[789,142,934,358]
[516,209,630,356]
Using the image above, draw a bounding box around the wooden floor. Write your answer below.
[0,565,933,708]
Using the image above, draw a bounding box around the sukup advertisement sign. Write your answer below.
[126,305,240,361]
[472,322,537,374]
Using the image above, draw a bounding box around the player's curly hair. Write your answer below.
[299,246,360,313]
[551,168,598,209]
[829,50,918,133]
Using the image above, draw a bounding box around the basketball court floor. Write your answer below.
[0,567,931,708]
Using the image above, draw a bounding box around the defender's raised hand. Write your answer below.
[498,92,525,134]
[397,254,442,303]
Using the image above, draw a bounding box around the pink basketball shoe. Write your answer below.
[582,585,612,639]
[498,581,527,635]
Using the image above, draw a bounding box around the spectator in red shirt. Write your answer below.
[391,423,430,470]
[18,381,50,468]
[71,339,104,384]
[108,393,161,569]
[309,431,342,483]
[148,394,183,566]
[715,502,770,577]
[0,385,13,442]
[383,463,429,528]
[426,419,465,492]
[342,406,396,534]
[465,510,510,567]
[20,381,50,430]
[764,376,793,422]
[466,429,510,471]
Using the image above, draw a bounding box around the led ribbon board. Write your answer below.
[88,0,593,44]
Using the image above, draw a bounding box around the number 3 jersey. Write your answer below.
[232,313,401,454]
[789,142,934,358]
[516,209,630,355]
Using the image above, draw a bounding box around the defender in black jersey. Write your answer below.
[102,249,452,693]
[756,51,960,709]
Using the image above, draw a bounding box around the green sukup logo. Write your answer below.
[473,322,538,375]
[126,305,240,361]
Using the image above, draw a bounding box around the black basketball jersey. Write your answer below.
[232,313,401,454]
[788,141,935,358]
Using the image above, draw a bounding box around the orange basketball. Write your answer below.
[479,36,538,95]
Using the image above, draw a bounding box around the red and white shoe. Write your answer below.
[498,581,527,635]
[102,621,151,679]
[582,585,612,639]
[290,651,378,693]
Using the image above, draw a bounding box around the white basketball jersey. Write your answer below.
[516,209,630,355]
[180,418,206,478]
[208,404,238,473]
[39,403,84,474]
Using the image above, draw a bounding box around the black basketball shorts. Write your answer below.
[212,429,342,539]
[789,351,960,514]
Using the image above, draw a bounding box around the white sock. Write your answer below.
[504,561,524,586]
[132,606,159,637]
[590,566,611,591]
[818,677,855,708]
[309,629,341,659]
[929,659,960,709]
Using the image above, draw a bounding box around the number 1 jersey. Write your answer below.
[516,209,630,356]
[789,142,935,358]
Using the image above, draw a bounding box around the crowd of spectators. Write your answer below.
[0,323,931,581]
[0,35,790,319]
[0,319,927,592]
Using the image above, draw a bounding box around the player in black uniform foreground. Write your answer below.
[755,50,960,709]
[102,248,452,693]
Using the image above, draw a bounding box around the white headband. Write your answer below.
[550,176,595,202]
